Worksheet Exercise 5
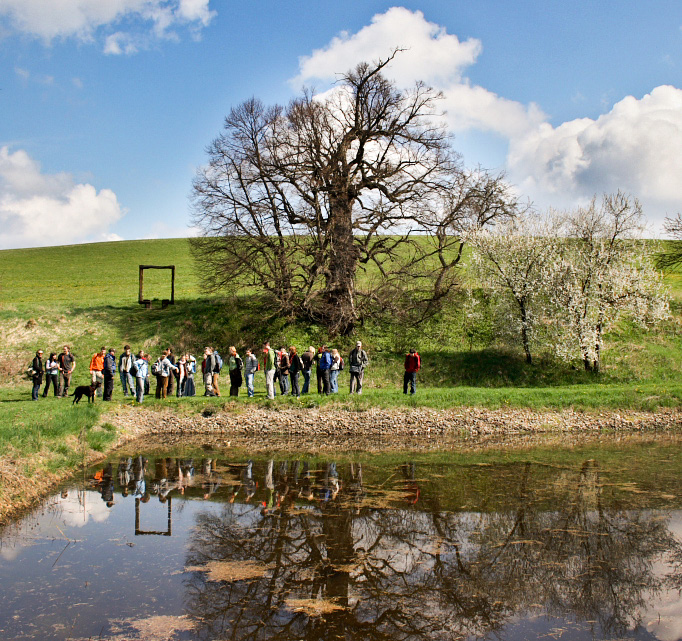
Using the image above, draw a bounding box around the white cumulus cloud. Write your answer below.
[0,0,215,53]
[507,85,682,222]
[0,146,125,249]
[293,8,682,228]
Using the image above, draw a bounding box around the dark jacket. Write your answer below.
[289,353,303,374]
[32,356,43,382]
[103,353,117,376]
[348,348,369,371]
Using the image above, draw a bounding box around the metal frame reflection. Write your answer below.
[134,496,172,536]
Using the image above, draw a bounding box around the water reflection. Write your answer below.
[2,448,682,640]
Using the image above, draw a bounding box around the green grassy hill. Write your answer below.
[1,237,682,410]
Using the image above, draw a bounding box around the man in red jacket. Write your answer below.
[403,348,421,395]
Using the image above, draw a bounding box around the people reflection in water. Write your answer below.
[92,462,115,507]
[202,458,220,500]
[401,461,420,505]
[132,455,149,503]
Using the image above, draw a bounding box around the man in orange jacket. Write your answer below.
[89,346,106,397]
[403,348,421,395]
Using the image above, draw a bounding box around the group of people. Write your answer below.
[29,339,422,402]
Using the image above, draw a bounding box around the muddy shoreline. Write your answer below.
[2,405,682,527]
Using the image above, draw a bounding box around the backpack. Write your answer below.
[151,359,163,376]
[339,356,344,371]
[214,352,223,372]
[26,362,36,379]
[130,362,138,377]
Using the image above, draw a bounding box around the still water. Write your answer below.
[2,439,682,640]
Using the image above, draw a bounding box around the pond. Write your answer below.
[2,437,682,640]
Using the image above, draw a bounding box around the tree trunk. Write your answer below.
[324,197,359,335]
[519,301,532,365]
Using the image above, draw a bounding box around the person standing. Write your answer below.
[318,345,332,395]
[31,349,44,401]
[133,350,148,403]
[103,348,116,401]
[278,346,290,396]
[119,345,134,397]
[403,348,421,395]
[57,345,75,398]
[227,346,243,397]
[348,341,369,394]
[263,342,276,400]
[212,349,222,396]
[314,346,324,393]
[42,352,60,397]
[176,354,187,397]
[185,354,197,397]
[166,347,176,396]
[289,346,303,398]
[330,348,341,394]
[301,346,314,395]
[154,349,177,399]
[244,349,259,398]
[202,347,216,396]
[89,347,106,397]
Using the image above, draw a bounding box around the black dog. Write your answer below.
[71,381,101,404]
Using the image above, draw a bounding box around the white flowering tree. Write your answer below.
[549,192,668,372]
[470,213,559,364]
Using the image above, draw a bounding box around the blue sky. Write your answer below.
[2,0,682,248]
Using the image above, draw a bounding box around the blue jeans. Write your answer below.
[136,377,145,403]
[280,373,290,395]
[403,371,417,394]
[120,371,134,396]
[302,370,311,394]
[32,380,41,400]
[330,369,339,393]
[246,372,255,397]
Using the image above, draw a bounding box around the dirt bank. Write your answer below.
[2,405,682,527]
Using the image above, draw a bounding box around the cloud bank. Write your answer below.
[0,0,215,53]
[294,8,682,228]
[0,146,124,249]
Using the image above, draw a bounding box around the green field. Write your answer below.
[2,237,682,403]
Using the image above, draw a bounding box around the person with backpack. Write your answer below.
[89,346,106,397]
[330,348,342,394]
[244,348,259,398]
[227,346,243,397]
[133,350,148,403]
[317,345,333,395]
[102,348,117,401]
[289,346,303,398]
[212,349,223,396]
[263,342,276,400]
[153,349,177,399]
[119,345,134,397]
[301,346,314,395]
[348,341,369,394]
[278,346,290,396]
[30,349,44,401]
[404,348,421,395]
[42,352,60,397]
[57,345,75,398]
[201,347,216,396]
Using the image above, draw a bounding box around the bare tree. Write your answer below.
[191,54,516,335]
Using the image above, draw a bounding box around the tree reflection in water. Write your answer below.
[183,459,682,640]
